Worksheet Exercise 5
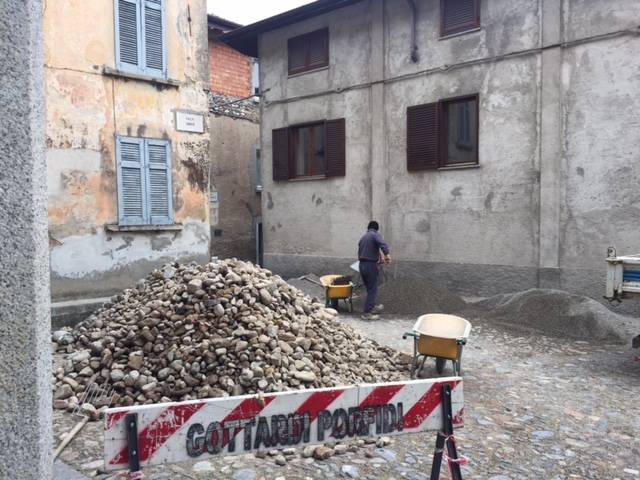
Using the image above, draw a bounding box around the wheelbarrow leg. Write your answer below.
[454,356,462,376]
[411,355,426,379]
[409,338,418,379]
[419,355,427,376]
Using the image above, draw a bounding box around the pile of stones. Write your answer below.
[52,260,406,413]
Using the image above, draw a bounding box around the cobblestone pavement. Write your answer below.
[53,315,640,480]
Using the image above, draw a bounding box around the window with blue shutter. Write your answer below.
[116,137,146,225]
[145,139,172,225]
[116,136,172,225]
[115,0,166,77]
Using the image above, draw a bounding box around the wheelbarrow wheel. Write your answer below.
[330,299,339,309]
[435,357,446,374]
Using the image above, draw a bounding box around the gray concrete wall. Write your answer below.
[558,0,640,303]
[257,0,640,313]
[260,2,374,261]
[0,0,52,477]
[209,113,261,261]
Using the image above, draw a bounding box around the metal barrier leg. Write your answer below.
[126,413,144,479]
[429,431,447,480]
[429,384,463,480]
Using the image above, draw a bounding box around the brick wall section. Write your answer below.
[209,40,251,98]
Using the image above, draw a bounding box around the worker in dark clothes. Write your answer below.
[358,221,391,319]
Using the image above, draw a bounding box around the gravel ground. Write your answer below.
[53,314,640,480]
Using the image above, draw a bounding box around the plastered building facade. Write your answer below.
[45,0,210,324]
[223,0,640,310]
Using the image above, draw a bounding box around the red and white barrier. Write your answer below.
[104,377,463,471]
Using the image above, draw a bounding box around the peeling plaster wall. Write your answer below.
[44,0,210,303]
[257,0,640,310]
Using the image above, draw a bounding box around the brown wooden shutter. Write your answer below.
[407,102,440,171]
[441,0,480,36]
[288,37,307,75]
[308,28,329,69]
[288,28,329,75]
[272,127,290,181]
[325,118,345,177]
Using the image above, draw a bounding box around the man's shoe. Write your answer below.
[372,304,384,314]
[361,313,380,321]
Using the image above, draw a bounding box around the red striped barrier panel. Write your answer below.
[104,377,464,475]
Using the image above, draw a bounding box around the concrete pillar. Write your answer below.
[537,0,563,288]
[0,1,53,479]
[369,0,386,227]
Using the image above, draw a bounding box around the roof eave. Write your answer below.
[207,14,243,31]
[219,0,365,57]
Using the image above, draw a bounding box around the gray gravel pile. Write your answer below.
[469,288,637,343]
[357,275,468,315]
[52,260,406,412]
[288,272,468,316]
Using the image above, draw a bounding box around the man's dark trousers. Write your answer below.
[359,260,379,313]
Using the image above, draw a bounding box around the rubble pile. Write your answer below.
[52,260,406,411]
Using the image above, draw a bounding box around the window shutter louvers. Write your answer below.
[117,137,147,225]
[325,118,346,177]
[272,128,290,181]
[288,38,307,74]
[407,103,440,171]
[143,0,165,75]
[442,0,480,35]
[288,28,329,75]
[145,139,172,225]
[116,0,141,70]
[308,29,328,68]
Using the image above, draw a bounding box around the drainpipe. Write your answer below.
[405,0,419,62]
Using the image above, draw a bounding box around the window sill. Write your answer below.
[439,27,482,41]
[288,65,329,79]
[438,163,480,171]
[102,66,181,88]
[288,175,327,182]
[105,224,183,232]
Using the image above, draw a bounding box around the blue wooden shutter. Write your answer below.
[115,0,142,71]
[116,136,147,225]
[142,0,166,77]
[144,139,172,225]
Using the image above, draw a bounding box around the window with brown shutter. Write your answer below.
[407,94,479,170]
[441,94,478,166]
[272,127,290,181]
[291,122,326,177]
[441,0,480,37]
[407,103,440,171]
[325,118,345,177]
[272,118,346,181]
[288,28,329,76]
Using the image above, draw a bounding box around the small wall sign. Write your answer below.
[175,111,205,133]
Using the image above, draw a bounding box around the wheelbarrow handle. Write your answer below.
[402,331,418,340]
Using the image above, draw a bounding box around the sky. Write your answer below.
[207,0,316,26]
